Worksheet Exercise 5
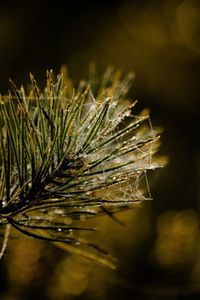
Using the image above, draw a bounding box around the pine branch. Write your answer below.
[0,67,165,267]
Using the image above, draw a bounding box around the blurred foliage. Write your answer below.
[0,0,200,299]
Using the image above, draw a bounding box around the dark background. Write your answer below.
[0,0,200,299]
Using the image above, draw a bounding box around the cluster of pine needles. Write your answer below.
[0,67,163,268]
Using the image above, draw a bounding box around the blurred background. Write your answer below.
[0,0,200,299]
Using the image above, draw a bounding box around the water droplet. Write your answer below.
[124,111,131,117]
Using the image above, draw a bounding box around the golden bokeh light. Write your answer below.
[154,210,199,266]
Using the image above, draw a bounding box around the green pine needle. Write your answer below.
[0,66,165,268]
